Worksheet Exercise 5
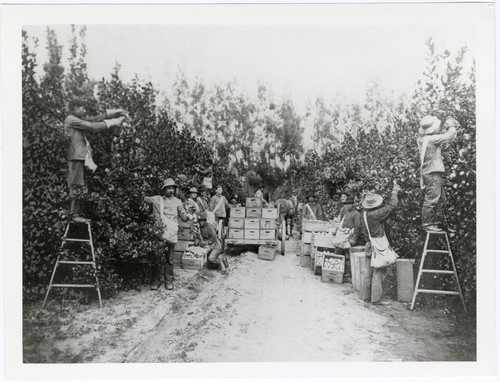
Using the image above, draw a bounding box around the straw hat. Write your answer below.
[188,187,198,195]
[419,115,442,135]
[362,193,383,210]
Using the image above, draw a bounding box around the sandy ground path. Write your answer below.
[24,236,476,363]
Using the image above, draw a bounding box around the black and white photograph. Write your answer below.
[1,2,497,381]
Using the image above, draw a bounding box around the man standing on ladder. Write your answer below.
[145,178,196,291]
[417,113,458,232]
[65,98,126,223]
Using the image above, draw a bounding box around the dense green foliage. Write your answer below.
[22,28,243,299]
[287,40,476,309]
[23,28,475,311]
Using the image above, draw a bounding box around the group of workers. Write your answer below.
[64,97,459,300]
[144,180,231,290]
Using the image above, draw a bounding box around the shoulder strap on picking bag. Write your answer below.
[213,196,224,212]
[305,203,316,220]
[197,197,207,211]
[363,211,372,241]
[419,136,430,190]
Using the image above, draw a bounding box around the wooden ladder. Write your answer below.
[42,220,102,308]
[410,231,466,312]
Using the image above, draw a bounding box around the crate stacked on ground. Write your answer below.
[182,243,209,270]
[174,220,195,265]
[227,197,283,258]
[300,219,335,267]
[311,233,337,274]
[321,252,345,284]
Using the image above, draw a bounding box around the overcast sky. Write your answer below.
[23,23,474,114]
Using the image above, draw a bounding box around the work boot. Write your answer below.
[165,281,174,290]
[150,283,160,291]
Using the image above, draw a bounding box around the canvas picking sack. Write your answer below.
[332,216,354,249]
[207,196,224,228]
[84,135,97,173]
[363,211,398,268]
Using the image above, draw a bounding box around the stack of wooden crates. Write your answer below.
[228,197,278,241]
[228,197,279,260]
[300,219,332,267]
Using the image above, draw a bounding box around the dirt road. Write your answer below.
[23,236,476,363]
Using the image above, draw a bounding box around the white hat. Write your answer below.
[419,115,442,135]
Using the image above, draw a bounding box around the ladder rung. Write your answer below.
[416,289,460,295]
[59,261,95,265]
[63,238,91,243]
[50,284,97,288]
[421,269,455,274]
[425,250,450,253]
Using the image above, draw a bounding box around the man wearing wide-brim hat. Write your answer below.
[417,114,458,232]
[361,181,401,305]
[144,177,195,290]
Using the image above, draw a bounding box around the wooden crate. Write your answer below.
[181,245,208,270]
[244,229,259,240]
[173,251,184,265]
[300,253,311,267]
[301,242,311,256]
[349,246,366,292]
[258,245,276,261]
[228,218,245,229]
[322,253,345,283]
[245,218,260,229]
[314,247,336,275]
[260,229,276,240]
[230,207,246,218]
[312,233,336,249]
[182,257,204,270]
[228,228,244,239]
[260,218,276,229]
[178,220,193,229]
[262,208,278,219]
[178,226,194,241]
[302,231,313,244]
[175,240,193,253]
[321,269,344,284]
[303,219,331,233]
[246,197,262,208]
[246,208,262,218]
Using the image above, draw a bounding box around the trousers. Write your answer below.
[422,172,446,227]
[361,262,387,303]
[151,242,176,284]
[68,160,86,215]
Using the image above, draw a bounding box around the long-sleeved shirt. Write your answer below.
[417,121,457,175]
[209,194,230,218]
[339,205,362,245]
[65,113,110,160]
[362,191,398,239]
[302,202,323,221]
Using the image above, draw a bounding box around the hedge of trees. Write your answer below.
[23,28,475,311]
[286,40,476,310]
[22,27,244,299]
